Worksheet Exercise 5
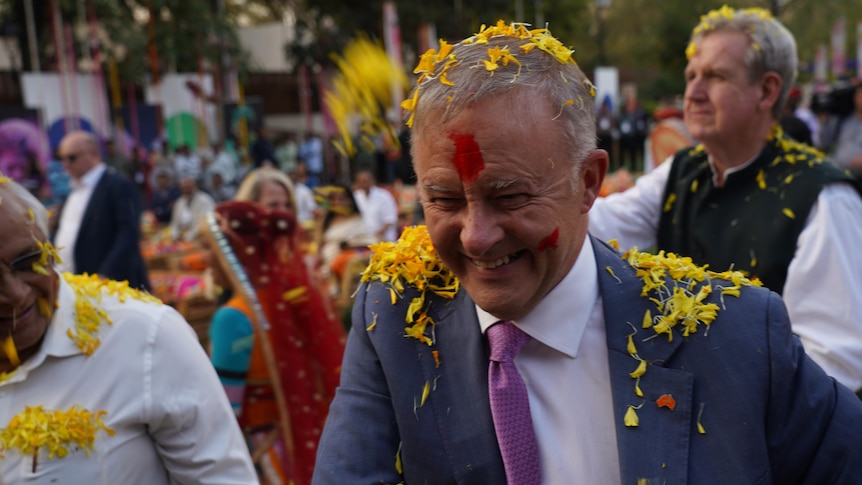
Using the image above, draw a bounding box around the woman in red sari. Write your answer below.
[201,198,345,485]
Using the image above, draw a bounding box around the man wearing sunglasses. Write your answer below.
[53,130,150,290]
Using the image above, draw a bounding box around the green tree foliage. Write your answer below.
[0,0,250,84]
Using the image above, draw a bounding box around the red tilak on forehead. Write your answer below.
[448,133,485,183]
[537,228,560,251]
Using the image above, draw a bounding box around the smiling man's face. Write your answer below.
[0,186,58,372]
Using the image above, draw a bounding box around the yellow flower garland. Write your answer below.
[63,273,161,355]
[612,240,761,428]
[0,405,115,462]
[361,225,459,346]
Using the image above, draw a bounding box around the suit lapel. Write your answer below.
[594,237,692,484]
[418,290,507,483]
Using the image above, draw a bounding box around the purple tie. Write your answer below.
[488,321,541,485]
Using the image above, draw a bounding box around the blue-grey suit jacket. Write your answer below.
[313,237,862,484]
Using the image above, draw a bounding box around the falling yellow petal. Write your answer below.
[782,208,795,219]
[2,336,19,366]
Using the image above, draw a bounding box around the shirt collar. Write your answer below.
[72,163,106,190]
[477,236,599,358]
[0,276,82,386]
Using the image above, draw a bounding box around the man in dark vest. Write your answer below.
[590,6,862,394]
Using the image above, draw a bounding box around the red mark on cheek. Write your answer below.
[537,228,560,251]
[449,133,485,183]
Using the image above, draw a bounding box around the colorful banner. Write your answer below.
[831,18,846,79]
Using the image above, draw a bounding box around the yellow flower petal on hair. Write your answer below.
[782,208,795,219]
[482,59,500,72]
[436,40,453,60]
[2,336,19,366]
[756,169,766,189]
[401,88,419,112]
[439,71,454,86]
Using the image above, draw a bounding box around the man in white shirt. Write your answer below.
[0,178,257,483]
[53,131,150,290]
[170,176,216,242]
[353,169,399,242]
[290,160,319,232]
[589,8,862,393]
[174,144,203,183]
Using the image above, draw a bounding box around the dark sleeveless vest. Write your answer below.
[657,127,859,294]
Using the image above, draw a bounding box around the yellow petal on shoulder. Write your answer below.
[642,309,653,329]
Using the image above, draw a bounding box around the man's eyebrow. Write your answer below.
[489,179,519,190]
[423,184,458,193]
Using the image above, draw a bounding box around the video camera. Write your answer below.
[811,80,858,118]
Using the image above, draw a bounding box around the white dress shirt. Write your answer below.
[477,238,622,484]
[0,275,256,483]
[54,164,107,273]
[354,186,399,242]
[294,182,318,227]
[590,158,862,391]
[170,191,216,241]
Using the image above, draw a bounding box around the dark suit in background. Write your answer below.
[56,169,150,290]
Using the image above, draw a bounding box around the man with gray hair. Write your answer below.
[314,18,862,485]
[590,6,862,394]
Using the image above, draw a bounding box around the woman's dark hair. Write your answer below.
[322,183,360,231]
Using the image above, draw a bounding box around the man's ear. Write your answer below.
[760,72,783,114]
[581,149,609,213]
